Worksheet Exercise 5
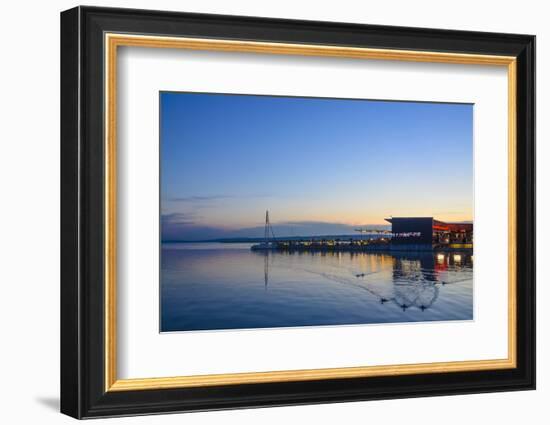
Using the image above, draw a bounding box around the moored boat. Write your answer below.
[250,210,278,251]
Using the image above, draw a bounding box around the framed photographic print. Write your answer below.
[60,6,535,419]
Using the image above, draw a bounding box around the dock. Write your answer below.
[250,211,473,254]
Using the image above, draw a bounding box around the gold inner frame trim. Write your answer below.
[104,33,518,392]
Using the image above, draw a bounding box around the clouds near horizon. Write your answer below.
[161,214,390,241]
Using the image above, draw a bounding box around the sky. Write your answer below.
[160,92,473,241]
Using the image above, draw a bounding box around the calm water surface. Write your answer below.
[161,242,473,332]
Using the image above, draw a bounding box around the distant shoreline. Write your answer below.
[162,234,388,244]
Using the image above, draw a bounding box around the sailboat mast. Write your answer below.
[263,210,276,243]
[265,210,269,243]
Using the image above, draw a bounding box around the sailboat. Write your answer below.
[251,210,278,251]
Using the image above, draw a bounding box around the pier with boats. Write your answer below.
[251,211,473,253]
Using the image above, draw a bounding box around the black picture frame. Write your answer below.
[61,5,535,419]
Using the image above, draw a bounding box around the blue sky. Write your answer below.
[161,92,473,241]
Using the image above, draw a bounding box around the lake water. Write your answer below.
[161,242,473,332]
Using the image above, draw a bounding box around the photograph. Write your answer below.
[160,92,474,332]
[56,4,536,419]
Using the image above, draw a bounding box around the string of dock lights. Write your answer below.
[354,228,422,238]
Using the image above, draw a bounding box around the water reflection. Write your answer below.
[264,251,269,288]
[257,250,471,312]
[161,243,473,332]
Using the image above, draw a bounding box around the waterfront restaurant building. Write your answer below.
[385,217,473,250]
